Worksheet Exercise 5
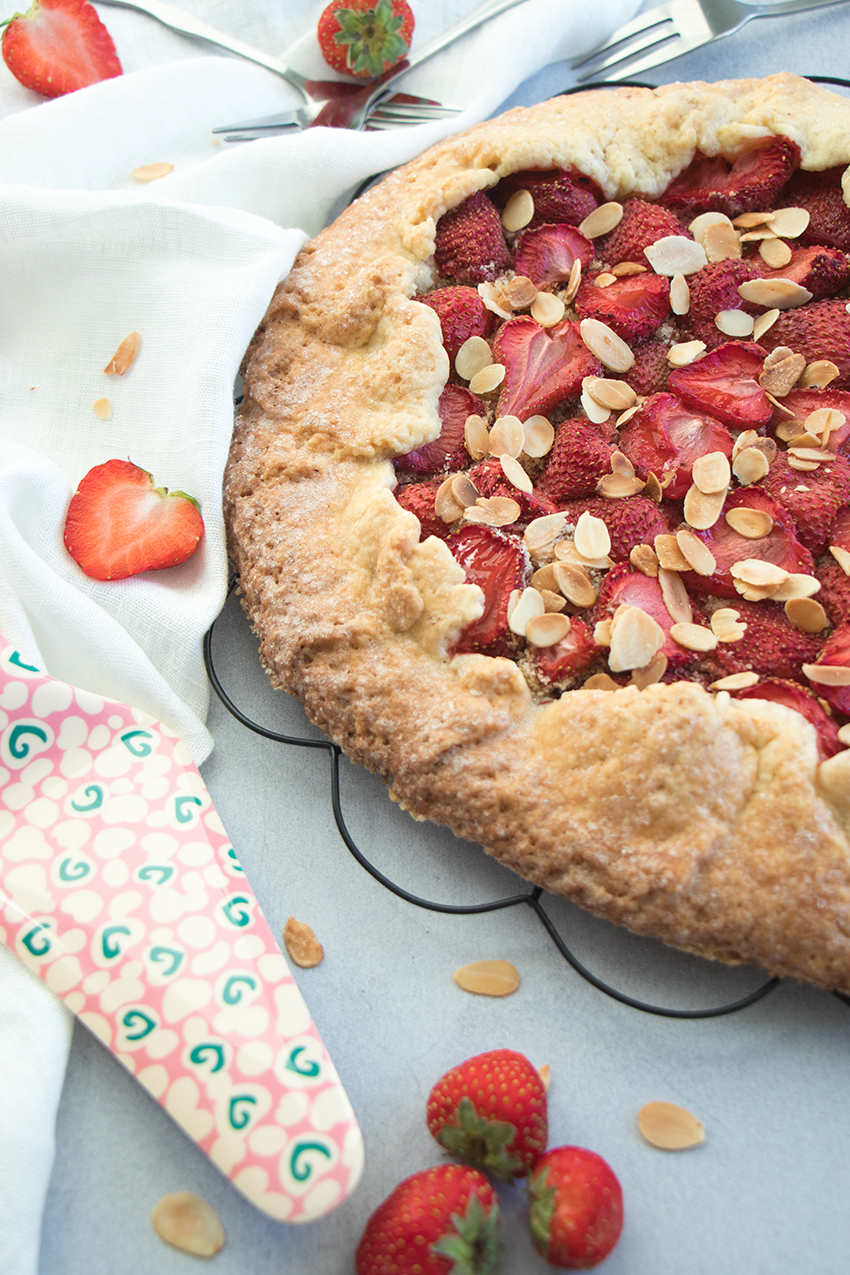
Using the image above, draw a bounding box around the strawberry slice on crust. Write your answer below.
[396,384,485,476]
[804,620,850,716]
[762,244,850,301]
[815,558,850,627]
[711,599,824,681]
[772,388,850,454]
[658,135,800,219]
[529,617,598,686]
[557,494,673,563]
[514,224,593,289]
[735,677,844,760]
[492,167,602,228]
[394,476,452,540]
[682,488,815,599]
[782,166,850,252]
[418,286,497,367]
[762,449,850,556]
[595,563,700,668]
[617,391,733,500]
[434,190,512,285]
[574,272,670,341]
[466,457,558,523]
[759,300,850,387]
[448,525,529,655]
[667,341,772,429]
[599,198,690,266]
[684,259,762,349]
[494,317,602,420]
[536,418,615,503]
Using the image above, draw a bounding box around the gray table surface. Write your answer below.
[41,8,850,1274]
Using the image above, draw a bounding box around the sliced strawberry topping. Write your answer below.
[418,287,497,366]
[618,392,733,500]
[514,224,593,289]
[600,199,690,266]
[466,457,558,523]
[817,558,850,627]
[762,244,850,301]
[627,337,670,397]
[558,494,673,563]
[530,617,597,685]
[492,168,602,228]
[710,600,824,681]
[394,476,452,540]
[762,449,850,556]
[667,341,772,429]
[1,0,122,99]
[684,259,762,349]
[396,385,485,476]
[535,418,615,503]
[735,677,844,760]
[493,317,602,420]
[448,526,529,655]
[683,488,814,598]
[805,620,850,716]
[434,190,512,285]
[574,272,670,342]
[658,136,800,219]
[595,564,700,668]
[782,167,850,252]
[772,388,850,455]
[830,506,850,552]
[759,300,850,387]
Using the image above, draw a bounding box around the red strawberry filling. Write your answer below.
[575,271,670,341]
[515,223,593,289]
[493,317,602,419]
[447,525,529,655]
[618,392,733,499]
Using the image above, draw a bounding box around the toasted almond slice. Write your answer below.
[597,472,646,498]
[644,472,664,502]
[803,664,850,687]
[785,597,828,633]
[710,608,747,642]
[691,451,731,495]
[489,414,524,458]
[690,210,736,239]
[734,580,779,602]
[711,670,760,689]
[580,318,635,373]
[574,509,611,560]
[715,308,754,337]
[464,413,490,460]
[830,544,850,575]
[587,378,637,412]
[152,1193,225,1258]
[541,589,567,613]
[732,210,774,228]
[763,344,797,369]
[758,237,793,268]
[508,586,545,636]
[683,484,725,530]
[608,606,666,672]
[644,235,707,276]
[531,291,566,327]
[775,421,811,444]
[451,473,479,508]
[737,278,813,309]
[455,335,493,381]
[654,533,691,572]
[765,391,797,418]
[611,450,636,476]
[563,257,583,305]
[104,331,140,376]
[92,397,111,420]
[676,528,716,576]
[465,496,521,527]
[522,414,555,458]
[787,456,820,472]
[581,381,612,424]
[579,201,623,238]
[612,261,648,276]
[531,563,559,592]
[582,672,620,690]
[669,622,718,652]
[502,188,534,232]
[554,538,613,571]
[500,453,533,493]
[502,274,538,309]
[769,206,811,238]
[788,445,833,462]
[739,226,780,242]
[469,362,506,395]
[132,161,174,182]
[758,352,806,397]
[805,406,846,441]
[839,723,850,745]
[724,506,773,539]
[669,273,691,315]
[526,611,571,647]
[478,280,513,321]
[524,512,568,562]
[638,1101,705,1151]
[435,476,465,523]
[704,220,742,262]
[732,428,760,458]
[553,560,597,609]
[593,617,613,646]
[667,339,706,367]
[631,652,668,689]
[798,359,840,389]
[770,572,821,602]
[593,272,618,288]
[658,567,693,624]
[731,558,788,587]
[453,959,520,996]
[752,308,780,341]
[283,916,325,968]
[630,543,659,577]
[733,447,770,485]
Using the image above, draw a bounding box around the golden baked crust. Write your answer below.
[225,73,850,995]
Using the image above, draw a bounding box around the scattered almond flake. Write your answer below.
[597,472,646,498]
[830,544,850,575]
[500,453,533,494]
[732,447,770,485]
[579,200,623,238]
[608,605,666,672]
[715,308,754,337]
[644,472,664,502]
[765,391,796,417]
[92,397,111,420]
[689,210,735,241]
[506,588,522,622]
[737,278,813,309]
[711,670,759,689]
[531,562,559,592]
[563,257,583,305]
[524,512,567,562]
[132,161,174,182]
[803,664,850,687]
[502,274,538,309]
[703,219,742,262]
[580,317,634,373]
[785,596,828,633]
[669,273,691,316]
[771,572,821,602]
[631,652,668,689]
[776,420,809,444]
[763,345,795,371]
[739,226,780,242]
[798,359,840,389]
[734,579,779,602]
[555,538,613,571]
[522,414,555,458]
[676,528,716,576]
[435,476,465,523]
[805,406,846,441]
[654,533,690,571]
[759,237,793,268]
[658,567,693,624]
[508,586,545,636]
[151,1193,225,1258]
[839,722,850,744]
[526,611,571,647]
[644,235,707,276]
[469,362,506,395]
[788,445,833,462]
[489,414,524,458]
[581,380,612,423]
[691,451,731,495]
[541,589,567,613]
[710,609,747,642]
[453,959,520,996]
[588,378,637,412]
[451,473,479,508]
[464,413,490,460]
[638,1101,705,1151]
[787,455,820,472]
[465,495,521,527]
[769,206,811,238]
[537,1063,551,1091]
[553,560,597,608]
[731,558,789,588]
[732,429,760,459]
[574,509,611,560]
[758,352,806,397]
[683,484,725,530]
[530,291,566,327]
[610,450,636,477]
[502,188,534,232]
[612,260,647,276]
[283,916,324,968]
[667,339,705,367]
[669,621,718,652]
[477,280,512,320]
[732,210,774,229]
[630,543,659,577]
[724,506,774,539]
[752,308,780,341]
[455,335,493,381]
[593,618,613,646]
[104,331,140,376]
[593,272,618,288]
[583,672,620,690]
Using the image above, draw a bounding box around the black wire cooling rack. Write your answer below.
[209,70,850,1019]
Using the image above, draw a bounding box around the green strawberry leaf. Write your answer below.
[431,1192,504,1275]
[436,1096,523,1183]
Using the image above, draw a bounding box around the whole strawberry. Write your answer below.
[355,1163,502,1275]
[528,1145,624,1269]
[317,0,413,79]
[426,1048,547,1182]
[2,0,121,97]
[435,191,512,286]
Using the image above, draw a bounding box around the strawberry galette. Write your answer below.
[225,74,850,996]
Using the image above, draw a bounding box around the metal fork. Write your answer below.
[571,0,850,84]
[97,0,457,130]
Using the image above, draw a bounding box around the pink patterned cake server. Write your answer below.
[0,634,363,1222]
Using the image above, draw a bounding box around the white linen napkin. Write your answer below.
[0,0,640,1269]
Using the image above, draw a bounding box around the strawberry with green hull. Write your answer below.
[2,0,121,97]
[317,0,413,78]
[529,1146,624,1269]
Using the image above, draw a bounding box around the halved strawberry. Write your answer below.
[735,677,844,760]
[394,476,450,540]
[434,191,512,285]
[492,168,602,228]
[710,599,824,681]
[557,494,673,562]
[627,337,670,397]
[617,392,733,500]
[493,317,602,420]
[396,385,485,476]
[529,617,597,685]
[64,459,203,581]
[466,457,558,523]
[575,271,670,342]
[771,388,850,455]
[807,620,850,716]
[682,487,814,599]
[536,418,615,503]
[658,135,800,219]
[759,300,850,387]
[595,563,700,667]
[761,449,850,556]
[830,506,850,552]
[667,341,772,429]
[684,259,762,349]
[418,286,497,367]
[781,166,850,252]
[448,526,529,655]
[762,244,850,301]
[816,557,850,627]
[600,198,690,267]
[1,0,121,98]
[514,224,593,289]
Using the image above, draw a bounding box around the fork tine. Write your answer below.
[572,0,713,83]
[570,1,680,69]
[369,102,462,123]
